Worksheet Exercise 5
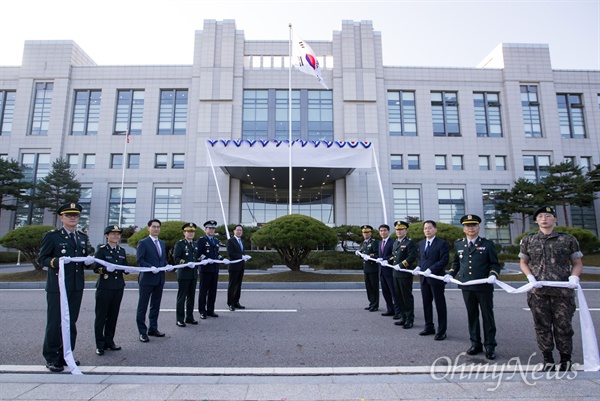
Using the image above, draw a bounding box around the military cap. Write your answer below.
[533,206,556,219]
[394,221,409,230]
[361,225,373,233]
[104,225,123,235]
[460,214,482,225]
[204,220,218,228]
[57,202,82,215]
[182,222,197,231]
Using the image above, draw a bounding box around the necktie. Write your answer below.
[381,239,386,254]
[238,238,243,251]
[425,240,430,255]
[469,241,474,252]
[69,232,77,249]
[154,239,161,256]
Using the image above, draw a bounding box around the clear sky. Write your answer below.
[0,0,598,70]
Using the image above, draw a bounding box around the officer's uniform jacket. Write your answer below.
[39,228,91,293]
[196,235,222,273]
[173,238,199,280]
[391,236,418,278]
[93,244,127,290]
[360,238,379,274]
[450,237,500,292]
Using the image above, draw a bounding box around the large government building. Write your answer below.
[1,20,599,247]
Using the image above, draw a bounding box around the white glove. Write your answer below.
[412,266,421,276]
[362,254,370,261]
[527,274,542,288]
[222,258,231,264]
[423,268,432,277]
[355,250,361,256]
[242,255,251,261]
[84,255,95,266]
[200,254,206,261]
[568,275,580,289]
[61,256,72,264]
[486,275,497,284]
[443,274,453,283]
[376,258,383,263]
[106,265,115,272]
[187,262,196,268]
[152,266,159,274]
[165,264,174,271]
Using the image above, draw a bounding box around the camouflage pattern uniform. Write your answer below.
[519,230,583,354]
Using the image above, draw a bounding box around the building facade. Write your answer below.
[0,19,599,248]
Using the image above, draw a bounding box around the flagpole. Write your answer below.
[372,146,388,224]
[288,23,293,215]
[118,129,128,227]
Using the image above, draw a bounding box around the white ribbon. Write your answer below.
[356,251,600,372]
[57,258,83,375]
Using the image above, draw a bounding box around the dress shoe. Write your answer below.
[46,361,64,373]
[228,305,235,311]
[419,328,436,336]
[434,333,447,341]
[403,322,413,329]
[96,348,104,356]
[485,350,496,360]
[200,313,207,319]
[139,334,149,342]
[104,344,121,351]
[397,319,406,325]
[369,307,378,312]
[147,330,165,337]
[207,313,219,318]
[381,311,394,317]
[176,321,186,327]
[364,306,371,310]
[234,304,246,309]
[393,314,402,320]
[467,346,483,355]
[185,319,198,325]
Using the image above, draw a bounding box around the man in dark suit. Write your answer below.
[418,220,450,341]
[93,225,127,355]
[226,224,247,311]
[391,221,418,329]
[359,225,379,311]
[197,220,223,319]
[377,224,397,317]
[173,222,199,327]
[39,203,93,372]
[447,214,501,360]
[136,219,167,342]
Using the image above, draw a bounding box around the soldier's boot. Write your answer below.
[542,351,555,372]
[558,353,572,372]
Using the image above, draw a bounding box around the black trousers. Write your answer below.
[421,280,447,334]
[176,278,197,321]
[393,275,414,322]
[94,288,124,348]
[198,271,219,314]
[136,284,164,334]
[43,290,83,363]
[227,270,244,306]
[462,290,497,349]
[363,271,379,308]
[380,271,397,314]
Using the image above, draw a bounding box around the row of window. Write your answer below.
[65,153,185,170]
[391,154,507,171]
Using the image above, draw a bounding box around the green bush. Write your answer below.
[406,221,464,250]
[514,226,600,254]
[0,225,56,270]
[243,251,283,269]
[306,251,362,270]
[0,251,19,263]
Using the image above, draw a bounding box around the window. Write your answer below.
[564,156,575,165]
[571,204,598,236]
[154,188,182,220]
[557,94,586,139]
[387,91,417,136]
[31,82,53,135]
[393,189,421,221]
[407,155,420,170]
[243,90,269,139]
[435,155,447,170]
[521,85,542,137]
[0,154,7,160]
[479,156,490,171]
[155,153,167,169]
[110,154,123,169]
[391,154,403,170]
[307,91,333,141]
[474,92,502,137]
[451,155,463,171]
[115,90,144,135]
[482,189,511,244]
[14,153,50,227]
[438,189,465,226]
[78,187,92,232]
[523,155,550,182]
[108,187,136,227]
[71,90,101,135]
[67,154,78,169]
[83,154,95,169]
[172,154,184,169]
[275,90,300,140]
[128,153,140,169]
[495,156,507,171]
[158,89,188,135]
[431,91,460,136]
[579,157,592,173]
[0,90,16,135]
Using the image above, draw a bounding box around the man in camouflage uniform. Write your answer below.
[519,206,583,371]
[359,225,379,311]
[391,221,418,329]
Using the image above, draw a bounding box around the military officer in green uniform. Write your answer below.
[391,221,418,329]
[359,225,380,311]
[39,203,93,372]
[174,222,199,327]
[93,225,127,356]
[447,214,500,360]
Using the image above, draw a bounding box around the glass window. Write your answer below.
[438,188,465,226]
[0,90,16,135]
[115,90,144,135]
[482,189,511,244]
[128,153,140,169]
[78,187,92,232]
[153,188,182,221]
[110,153,123,169]
[579,157,592,173]
[275,90,300,140]
[393,188,421,221]
[521,85,542,138]
[108,187,136,227]
[172,153,184,169]
[495,156,506,171]
[67,154,78,169]
[71,90,101,135]
[307,90,333,141]
[158,89,188,135]
[564,156,576,165]
[31,82,53,136]
[571,204,598,236]
[523,155,551,182]
[451,155,463,171]
[83,154,95,169]
[435,155,447,170]
[479,156,490,171]
[155,153,167,169]
[431,91,460,136]
[14,153,50,227]
[407,155,420,170]
[387,91,417,136]
[391,154,403,170]
[242,90,269,140]
[474,92,502,137]
[557,94,586,139]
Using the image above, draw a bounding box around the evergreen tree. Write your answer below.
[33,158,81,226]
[494,178,546,233]
[587,163,600,192]
[0,158,31,219]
